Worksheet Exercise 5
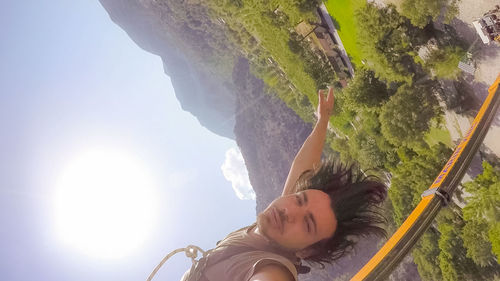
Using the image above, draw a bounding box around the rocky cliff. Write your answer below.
[231,57,312,212]
[99,0,237,139]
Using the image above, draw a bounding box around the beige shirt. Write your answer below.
[181,225,298,281]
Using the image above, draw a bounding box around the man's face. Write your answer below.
[257,189,337,252]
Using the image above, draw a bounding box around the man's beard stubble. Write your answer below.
[256,211,300,260]
[256,211,289,252]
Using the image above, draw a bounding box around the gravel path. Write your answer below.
[450,0,500,157]
[450,0,500,85]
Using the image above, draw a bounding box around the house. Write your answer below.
[294,21,351,81]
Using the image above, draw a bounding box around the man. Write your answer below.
[183,87,387,281]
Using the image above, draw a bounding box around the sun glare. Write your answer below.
[53,148,158,259]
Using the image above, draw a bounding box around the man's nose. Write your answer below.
[283,206,302,223]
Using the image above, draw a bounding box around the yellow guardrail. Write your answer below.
[351,73,500,281]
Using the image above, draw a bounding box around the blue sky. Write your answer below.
[0,1,257,280]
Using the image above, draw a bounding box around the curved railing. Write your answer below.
[351,74,500,281]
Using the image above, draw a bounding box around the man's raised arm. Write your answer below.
[281,87,334,196]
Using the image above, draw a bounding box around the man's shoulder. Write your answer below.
[249,263,295,281]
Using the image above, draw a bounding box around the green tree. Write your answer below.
[379,83,441,147]
[350,130,387,169]
[425,46,465,79]
[227,0,243,8]
[412,230,443,281]
[343,68,391,112]
[330,93,357,136]
[489,223,500,261]
[462,161,500,262]
[330,137,354,164]
[295,0,322,12]
[288,38,302,54]
[348,110,399,170]
[463,161,499,193]
[355,4,424,82]
[437,208,489,281]
[389,143,451,224]
[462,219,496,267]
[262,10,289,27]
[401,0,461,27]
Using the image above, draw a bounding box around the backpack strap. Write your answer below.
[186,245,306,281]
[184,245,255,281]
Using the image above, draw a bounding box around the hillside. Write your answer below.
[99,0,238,139]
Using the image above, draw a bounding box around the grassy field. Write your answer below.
[425,126,453,148]
[324,0,365,67]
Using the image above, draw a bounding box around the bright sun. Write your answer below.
[53,148,159,259]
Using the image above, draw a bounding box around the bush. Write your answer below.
[425,46,465,79]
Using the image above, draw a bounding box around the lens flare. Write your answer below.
[53,148,158,259]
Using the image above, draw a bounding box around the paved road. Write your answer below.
[450,0,500,157]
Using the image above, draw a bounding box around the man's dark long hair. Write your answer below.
[294,159,388,268]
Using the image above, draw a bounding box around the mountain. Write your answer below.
[231,57,312,211]
[98,0,315,211]
[98,1,420,280]
[99,0,237,139]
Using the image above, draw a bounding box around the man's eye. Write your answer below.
[296,195,302,205]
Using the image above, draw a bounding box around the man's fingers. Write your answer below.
[327,87,334,104]
[318,89,325,104]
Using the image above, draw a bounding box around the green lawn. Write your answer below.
[425,126,453,148]
[324,0,365,67]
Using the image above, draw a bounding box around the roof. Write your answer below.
[458,61,475,75]
[473,20,491,44]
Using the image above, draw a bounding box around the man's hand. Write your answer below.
[317,87,335,122]
[281,87,335,196]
